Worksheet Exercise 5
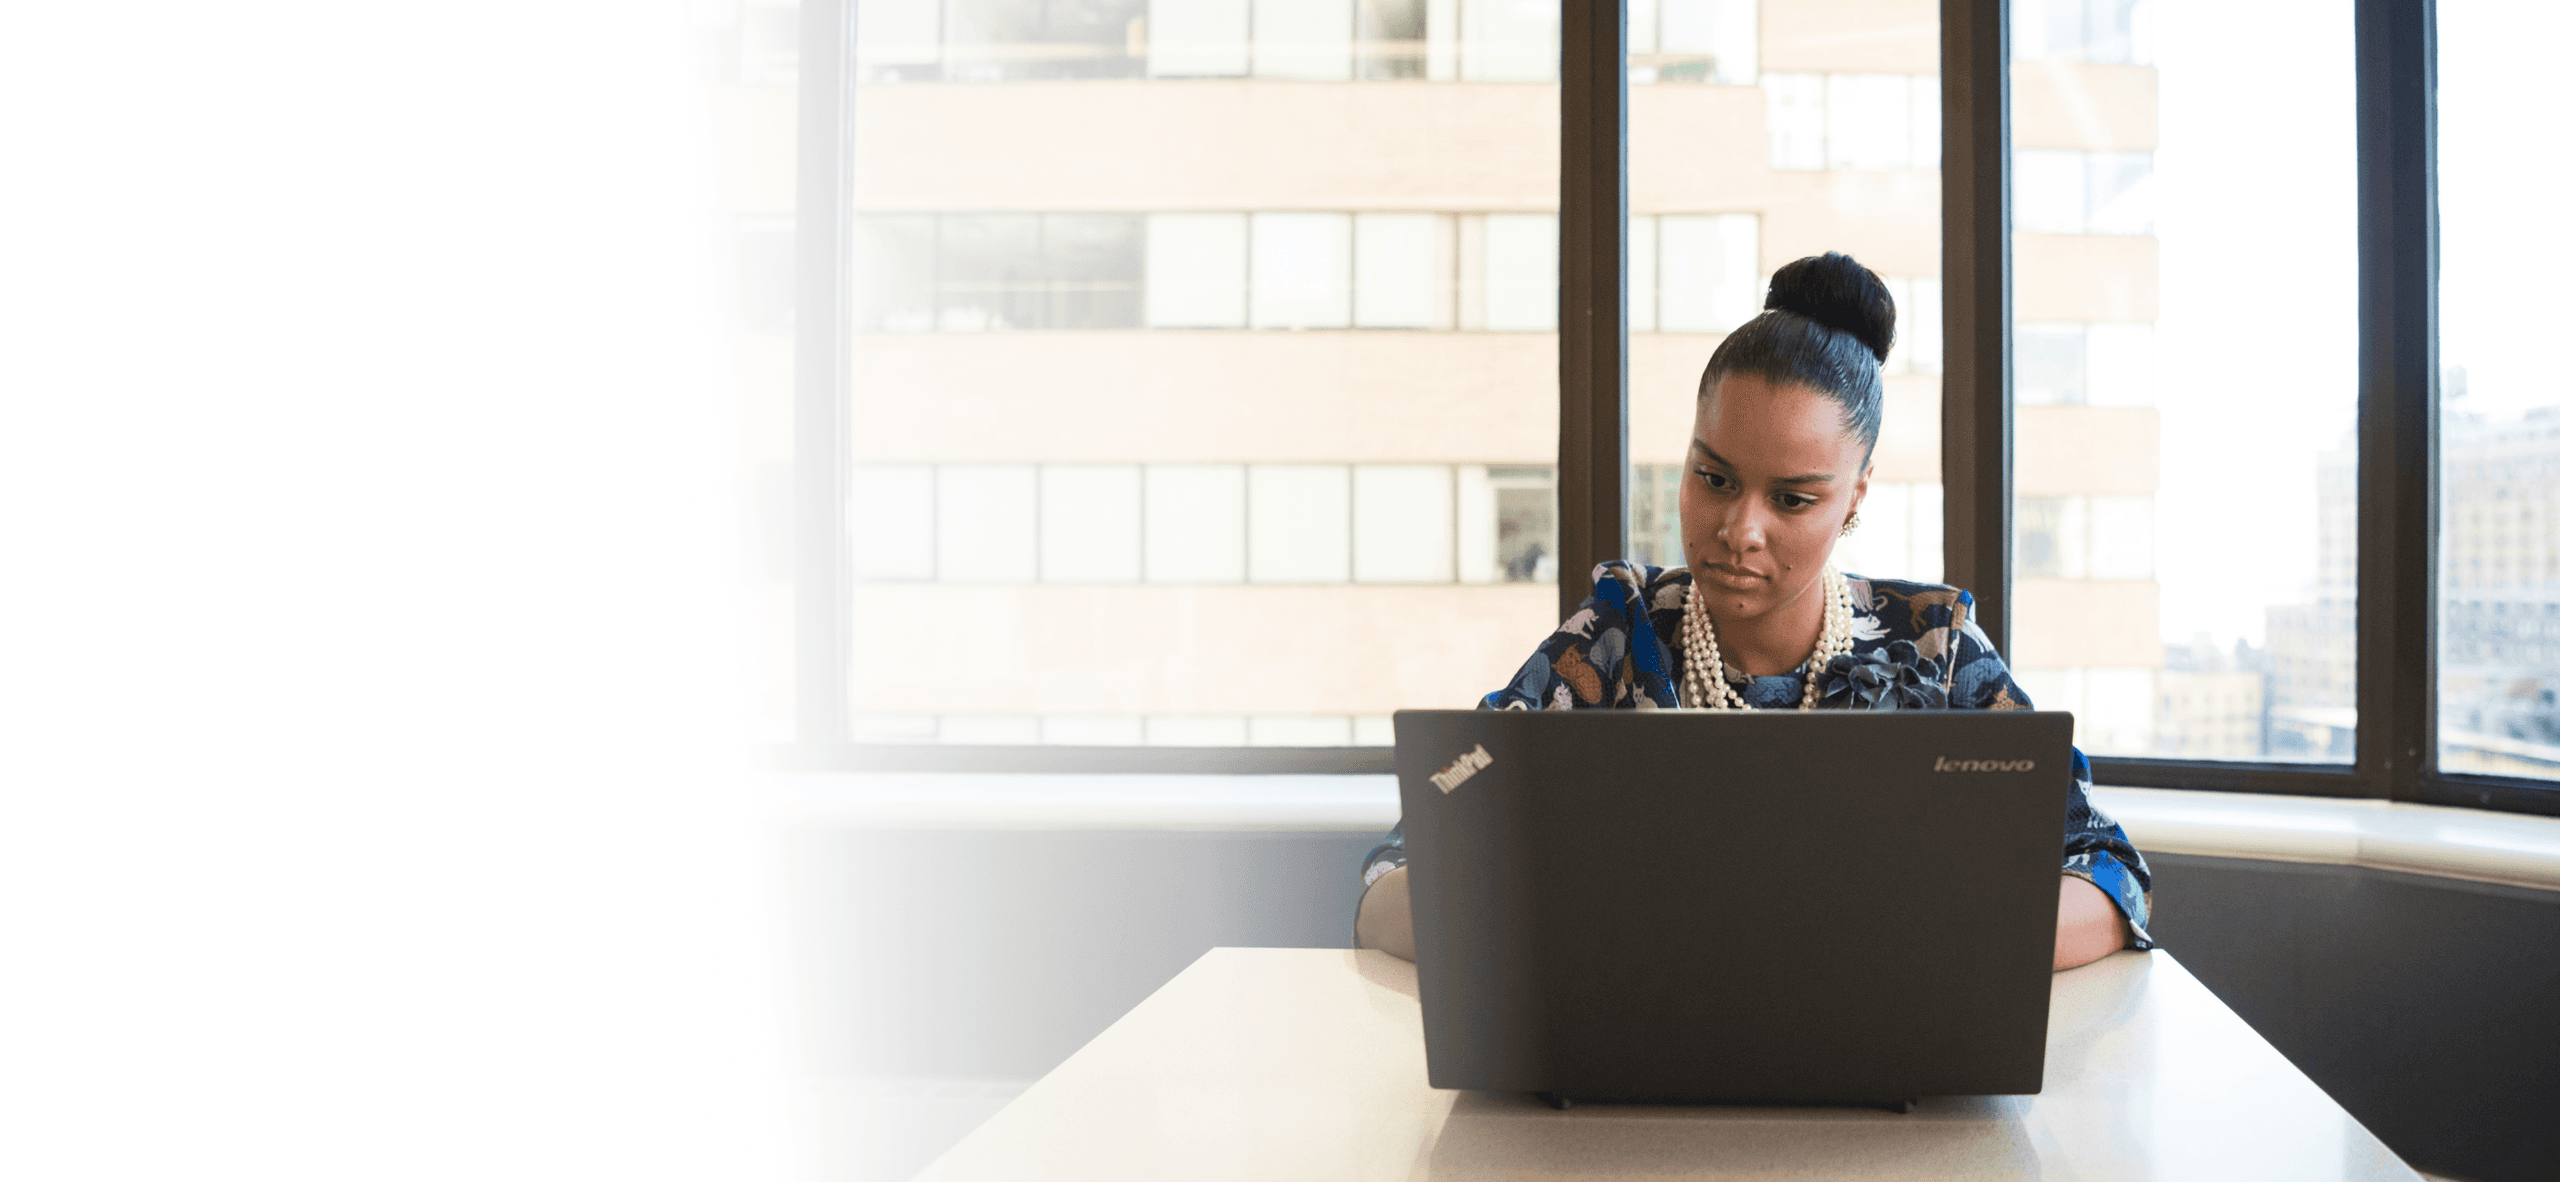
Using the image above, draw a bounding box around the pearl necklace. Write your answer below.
[1681,566,1855,711]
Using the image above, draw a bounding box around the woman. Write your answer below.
[1354,252,2153,972]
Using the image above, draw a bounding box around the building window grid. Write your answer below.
[851,710,1404,747]
[854,0,1756,85]
[858,210,1773,335]
[852,461,1558,586]
[856,462,1950,593]
[1761,72,1943,173]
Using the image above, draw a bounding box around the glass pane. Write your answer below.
[1351,213,1443,328]
[944,0,1148,81]
[1039,466,1144,581]
[2008,0,2358,762]
[847,4,1560,745]
[1246,465,1353,583]
[2438,1,2560,780]
[1632,1,1947,612]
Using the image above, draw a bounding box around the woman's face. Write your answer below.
[1680,373,1871,625]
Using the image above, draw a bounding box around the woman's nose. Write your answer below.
[1719,501,1767,552]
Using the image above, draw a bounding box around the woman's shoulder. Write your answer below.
[1842,571,2027,707]
[1592,559,1687,588]
[1845,572,1972,603]
[1487,560,1688,712]
[1586,560,1694,615]
[1842,572,1980,641]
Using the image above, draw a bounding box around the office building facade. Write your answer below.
[710,0,2196,754]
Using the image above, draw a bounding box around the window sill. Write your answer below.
[2090,785,2560,893]
[770,774,2560,892]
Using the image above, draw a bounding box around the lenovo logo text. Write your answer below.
[1934,756,2037,773]
[1431,744,1494,793]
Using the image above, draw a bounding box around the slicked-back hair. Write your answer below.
[1698,252,1895,462]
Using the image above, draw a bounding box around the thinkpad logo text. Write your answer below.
[1432,744,1493,793]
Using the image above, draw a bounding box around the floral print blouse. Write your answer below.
[1359,561,2156,949]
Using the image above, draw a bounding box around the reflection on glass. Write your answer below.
[2008,0,2356,762]
[2439,0,2560,780]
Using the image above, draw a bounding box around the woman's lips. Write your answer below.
[1702,563,1768,587]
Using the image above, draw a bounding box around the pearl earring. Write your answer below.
[1840,512,1861,537]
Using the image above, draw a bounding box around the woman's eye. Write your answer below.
[1777,493,1815,510]
[1696,469,1733,491]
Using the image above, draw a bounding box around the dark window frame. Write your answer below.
[790,0,2560,820]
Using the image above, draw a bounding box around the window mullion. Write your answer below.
[2355,0,2435,801]
[1940,0,2013,656]
[1556,0,1630,622]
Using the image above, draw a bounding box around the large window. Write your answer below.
[787,0,2560,816]
[2004,0,2358,763]
[2437,0,2560,781]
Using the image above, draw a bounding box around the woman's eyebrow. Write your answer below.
[1692,440,1835,486]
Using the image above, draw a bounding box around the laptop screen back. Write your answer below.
[1393,708,2075,1104]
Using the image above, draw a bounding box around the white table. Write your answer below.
[918,947,2420,1180]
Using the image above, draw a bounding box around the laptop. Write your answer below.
[1391,708,2076,1109]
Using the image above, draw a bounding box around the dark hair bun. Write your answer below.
[1764,252,1895,365]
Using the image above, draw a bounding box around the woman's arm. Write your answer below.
[1354,865,1416,961]
[2054,874,2132,970]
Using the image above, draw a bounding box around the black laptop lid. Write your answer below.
[1392,708,2075,1105]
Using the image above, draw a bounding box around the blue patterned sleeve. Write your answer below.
[1358,824,1405,889]
[1352,824,1406,948]
[1478,562,1674,711]
[2060,748,2156,948]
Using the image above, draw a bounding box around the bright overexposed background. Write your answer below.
[0,4,788,1178]
[2439,0,2560,422]
[2148,0,2359,650]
